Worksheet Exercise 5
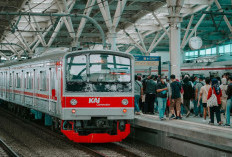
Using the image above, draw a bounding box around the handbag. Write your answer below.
[207,88,218,107]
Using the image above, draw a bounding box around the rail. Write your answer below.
[0,139,19,157]
[0,107,139,157]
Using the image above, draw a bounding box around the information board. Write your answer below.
[134,56,160,66]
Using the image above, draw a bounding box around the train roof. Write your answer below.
[0,49,134,69]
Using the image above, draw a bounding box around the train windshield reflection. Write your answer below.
[65,53,132,92]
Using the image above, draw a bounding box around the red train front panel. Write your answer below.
[60,50,135,143]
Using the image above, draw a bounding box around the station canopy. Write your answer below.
[0,0,231,60]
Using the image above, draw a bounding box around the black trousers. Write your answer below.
[145,94,156,114]
[210,105,221,123]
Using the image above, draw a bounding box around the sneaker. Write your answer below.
[202,119,207,123]
[224,124,230,127]
[135,112,141,115]
[160,117,166,121]
[186,111,190,118]
[218,121,223,126]
[175,116,182,120]
[169,114,176,120]
[194,115,198,117]
[208,121,214,125]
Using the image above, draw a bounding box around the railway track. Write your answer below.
[0,139,19,157]
[0,107,140,157]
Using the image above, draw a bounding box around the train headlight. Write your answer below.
[70,99,78,106]
[121,99,128,105]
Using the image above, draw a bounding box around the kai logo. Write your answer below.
[89,98,100,103]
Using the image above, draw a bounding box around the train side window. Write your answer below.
[9,73,12,87]
[25,72,32,89]
[0,72,3,86]
[40,71,47,91]
[51,70,55,89]
[15,73,21,88]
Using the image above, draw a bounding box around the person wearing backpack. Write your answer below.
[198,77,211,122]
[182,76,193,118]
[145,75,157,114]
[156,76,168,120]
[170,74,182,119]
[194,76,205,117]
[207,78,223,125]
[225,76,232,127]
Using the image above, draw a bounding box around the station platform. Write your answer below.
[130,114,232,157]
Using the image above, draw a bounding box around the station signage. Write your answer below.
[134,56,160,66]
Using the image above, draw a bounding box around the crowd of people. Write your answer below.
[134,73,232,126]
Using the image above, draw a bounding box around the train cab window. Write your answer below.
[15,73,21,88]
[65,55,87,92]
[39,71,47,91]
[89,54,131,83]
[65,53,132,92]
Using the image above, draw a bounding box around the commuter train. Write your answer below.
[135,59,232,78]
[0,49,134,143]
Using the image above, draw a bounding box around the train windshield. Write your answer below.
[65,53,132,92]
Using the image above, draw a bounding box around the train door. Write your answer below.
[21,70,24,104]
[48,68,51,112]
[56,63,62,115]
[49,67,57,114]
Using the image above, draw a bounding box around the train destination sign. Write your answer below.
[134,56,160,66]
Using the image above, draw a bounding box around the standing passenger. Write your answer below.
[225,77,232,127]
[182,76,193,117]
[134,75,143,115]
[219,78,228,114]
[207,79,223,125]
[194,77,204,117]
[198,77,211,122]
[145,75,157,114]
[156,76,168,120]
[170,74,182,119]
[166,78,171,117]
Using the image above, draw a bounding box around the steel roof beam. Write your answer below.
[124,29,146,54]
[147,31,161,54]
[97,0,127,50]
[73,0,96,46]
[112,0,127,30]
[0,51,10,60]
[148,28,169,54]
[32,25,53,52]
[134,25,147,54]
[55,0,75,39]
[24,15,47,47]
[181,14,194,49]
[4,38,18,55]
[47,1,75,47]
[214,0,232,33]
[14,31,33,54]
[151,12,170,38]
[181,6,211,49]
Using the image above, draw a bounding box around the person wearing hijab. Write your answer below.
[207,78,223,125]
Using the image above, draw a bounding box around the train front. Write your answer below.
[61,50,134,143]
